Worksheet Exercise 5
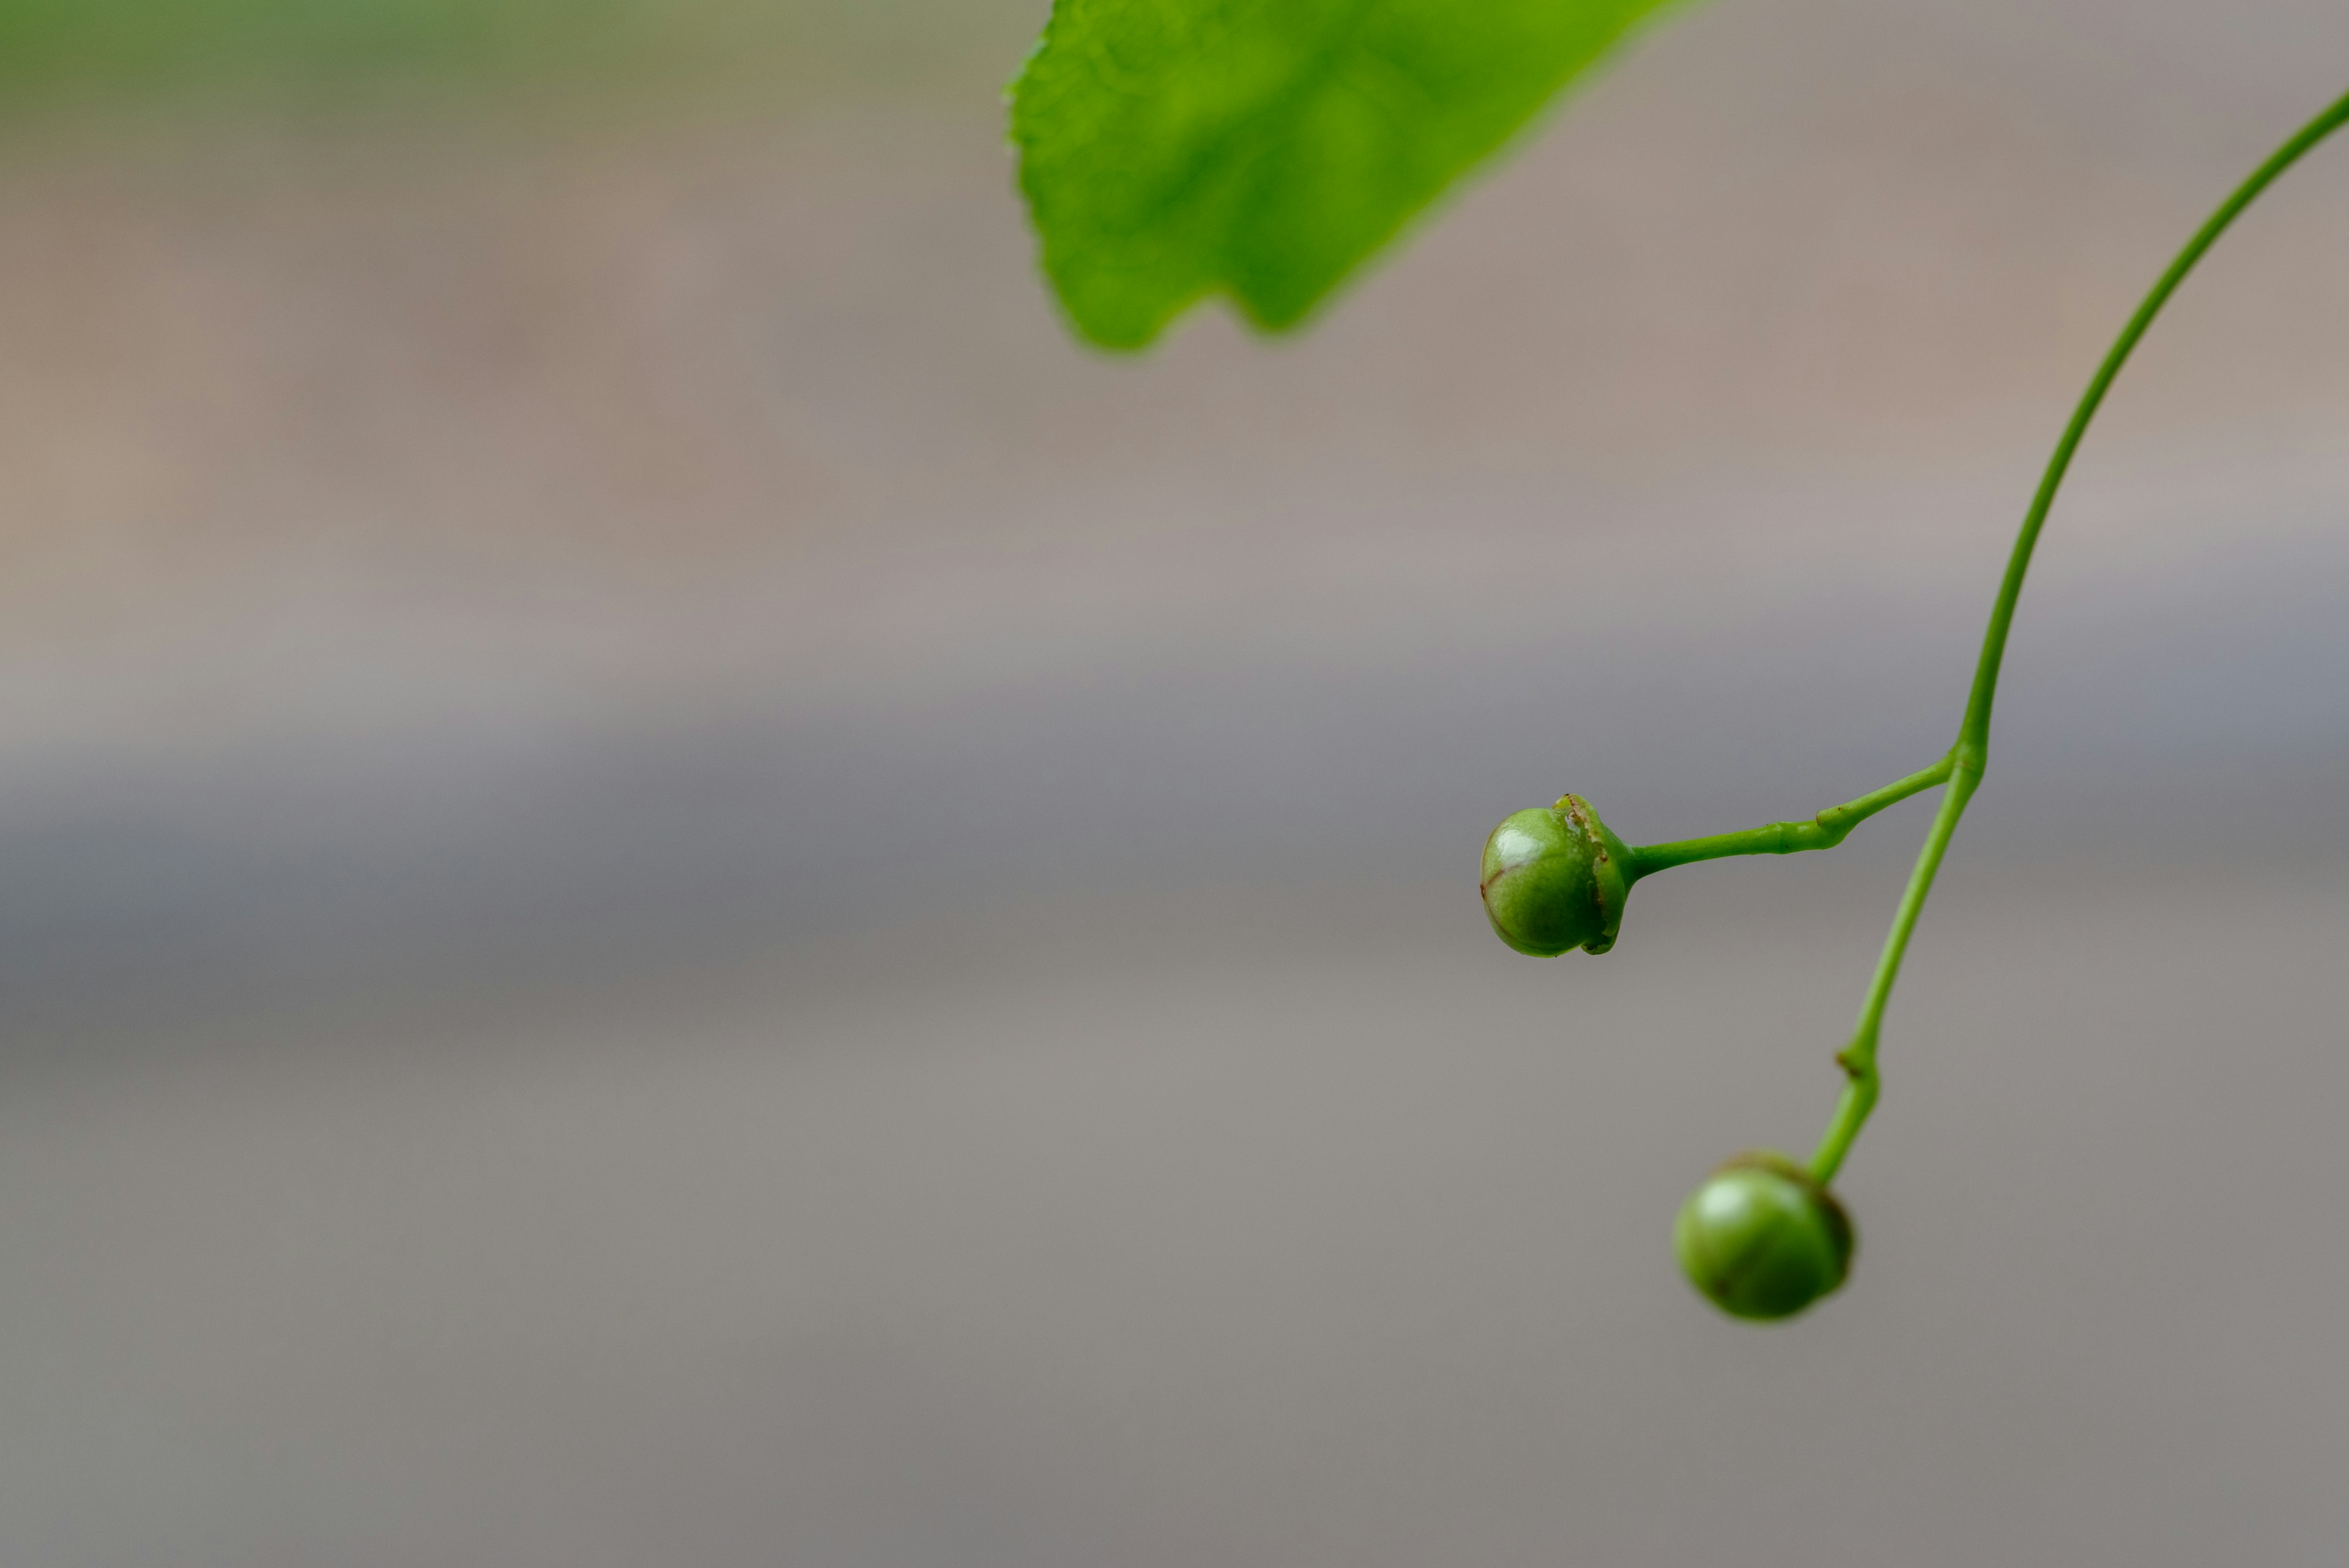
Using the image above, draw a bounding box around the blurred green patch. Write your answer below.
[0,0,1037,114]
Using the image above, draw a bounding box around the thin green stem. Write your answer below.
[1956,87,2349,757]
[1627,754,1954,879]
[1809,764,1976,1182]
[1805,86,2349,1185]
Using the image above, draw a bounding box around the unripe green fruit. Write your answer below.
[1479,794,1632,956]
[1674,1151,1855,1321]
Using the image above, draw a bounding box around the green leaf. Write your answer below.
[1009,0,1685,349]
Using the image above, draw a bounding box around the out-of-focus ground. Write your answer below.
[0,0,2344,1562]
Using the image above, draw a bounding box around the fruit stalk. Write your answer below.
[1809,83,2349,1184]
[1479,84,2349,1318]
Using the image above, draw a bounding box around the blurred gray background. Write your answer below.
[0,0,2345,1562]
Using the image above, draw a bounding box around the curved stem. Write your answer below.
[1955,88,2349,758]
[1806,85,2349,1184]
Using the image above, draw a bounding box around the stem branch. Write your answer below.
[1806,86,2349,1184]
[1627,755,1954,879]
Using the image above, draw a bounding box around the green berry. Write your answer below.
[1479,794,1632,956]
[1674,1151,1855,1321]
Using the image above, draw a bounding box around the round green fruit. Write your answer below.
[1479,794,1631,956]
[1674,1151,1854,1321]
